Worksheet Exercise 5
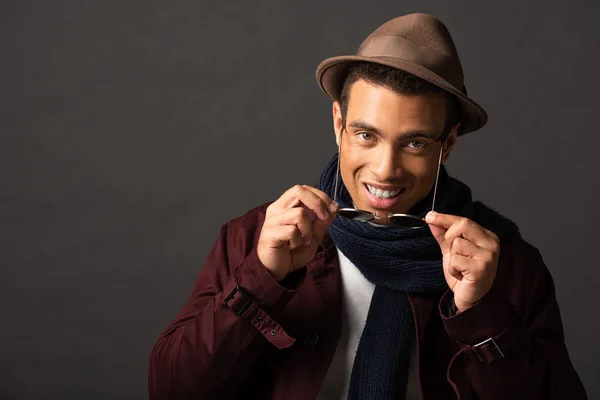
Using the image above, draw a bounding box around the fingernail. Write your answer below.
[305,237,311,246]
[426,211,435,222]
[328,202,338,213]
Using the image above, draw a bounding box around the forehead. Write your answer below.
[346,79,447,134]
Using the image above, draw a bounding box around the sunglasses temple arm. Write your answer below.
[333,129,343,204]
[431,145,443,213]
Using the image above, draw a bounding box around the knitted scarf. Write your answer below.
[317,153,519,399]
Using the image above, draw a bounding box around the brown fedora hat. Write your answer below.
[316,13,488,136]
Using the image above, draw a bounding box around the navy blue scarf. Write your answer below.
[317,153,519,399]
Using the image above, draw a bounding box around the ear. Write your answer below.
[441,123,460,163]
[332,101,343,146]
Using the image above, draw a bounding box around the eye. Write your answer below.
[406,140,425,149]
[359,132,373,141]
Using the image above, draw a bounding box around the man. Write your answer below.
[148,13,587,399]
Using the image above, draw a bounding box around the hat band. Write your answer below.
[356,35,463,89]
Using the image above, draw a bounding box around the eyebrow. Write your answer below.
[347,120,439,141]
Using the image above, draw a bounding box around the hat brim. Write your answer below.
[316,55,488,136]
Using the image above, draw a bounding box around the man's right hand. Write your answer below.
[257,185,338,281]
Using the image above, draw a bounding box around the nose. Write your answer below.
[372,145,403,180]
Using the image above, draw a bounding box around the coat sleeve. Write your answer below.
[148,216,305,400]
[439,236,587,399]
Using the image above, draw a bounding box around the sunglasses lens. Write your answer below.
[388,214,427,228]
[338,209,375,222]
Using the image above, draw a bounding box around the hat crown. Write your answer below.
[315,13,488,135]
[356,13,464,89]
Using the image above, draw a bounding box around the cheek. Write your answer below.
[410,161,438,191]
[339,157,356,185]
[339,152,365,188]
[408,162,429,178]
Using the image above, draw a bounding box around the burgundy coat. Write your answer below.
[148,201,587,399]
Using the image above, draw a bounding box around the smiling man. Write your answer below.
[149,13,587,400]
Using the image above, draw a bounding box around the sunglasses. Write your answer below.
[333,127,446,229]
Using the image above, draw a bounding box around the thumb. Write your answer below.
[428,223,450,255]
[312,205,338,243]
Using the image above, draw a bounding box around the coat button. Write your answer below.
[303,333,319,346]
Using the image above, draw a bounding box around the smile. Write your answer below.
[365,184,405,199]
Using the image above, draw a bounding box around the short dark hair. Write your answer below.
[339,62,458,141]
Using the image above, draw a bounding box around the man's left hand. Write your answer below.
[425,211,500,314]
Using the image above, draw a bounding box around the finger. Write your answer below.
[311,209,337,243]
[443,217,494,250]
[428,223,451,255]
[302,186,339,242]
[294,185,338,219]
[272,185,333,220]
[302,185,338,212]
[452,237,497,264]
[425,211,463,229]
[445,253,462,281]
[448,254,485,282]
[267,207,314,246]
[451,237,479,258]
[265,225,304,250]
[286,226,305,250]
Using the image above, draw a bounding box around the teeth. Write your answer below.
[367,184,402,199]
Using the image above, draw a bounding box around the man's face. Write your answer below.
[332,79,459,224]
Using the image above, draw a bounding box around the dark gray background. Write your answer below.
[1,0,598,398]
